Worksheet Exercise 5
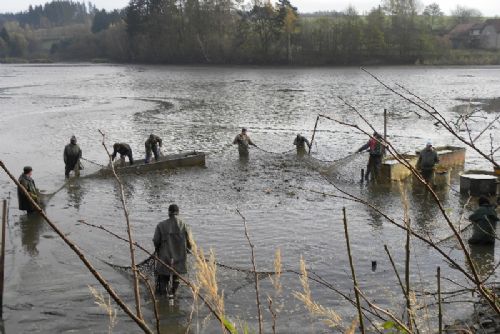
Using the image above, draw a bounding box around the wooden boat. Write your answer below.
[98,151,206,175]
[380,145,466,181]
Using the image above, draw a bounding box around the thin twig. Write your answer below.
[438,267,443,334]
[99,130,142,320]
[138,271,160,334]
[383,245,406,296]
[236,209,263,334]
[342,207,365,334]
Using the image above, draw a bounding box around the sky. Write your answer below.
[1,0,500,16]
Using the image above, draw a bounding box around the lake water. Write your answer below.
[0,64,499,333]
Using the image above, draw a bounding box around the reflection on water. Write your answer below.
[19,213,46,257]
[66,181,85,211]
[469,242,495,279]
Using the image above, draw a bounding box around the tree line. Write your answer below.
[0,0,490,64]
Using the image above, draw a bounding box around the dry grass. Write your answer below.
[293,257,342,329]
[88,285,117,334]
[190,235,228,332]
[270,248,282,293]
[344,317,358,334]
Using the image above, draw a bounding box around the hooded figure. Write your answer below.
[153,204,192,297]
[145,134,163,163]
[18,166,40,213]
[63,135,82,178]
[357,132,383,181]
[468,197,499,245]
[293,134,311,156]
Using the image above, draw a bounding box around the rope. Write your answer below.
[81,157,106,168]
[254,145,295,155]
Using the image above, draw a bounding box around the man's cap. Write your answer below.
[242,127,247,132]
[168,203,179,214]
[70,135,77,142]
[23,166,33,173]
[426,140,433,146]
[150,134,155,138]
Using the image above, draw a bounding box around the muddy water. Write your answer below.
[1,64,499,333]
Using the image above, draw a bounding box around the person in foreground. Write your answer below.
[468,197,499,245]
[153,204,192,298]
[145,134,163,163]
[63,135,82,178]
[18,166,40,214]
[293,134,311,156]
[233,127,256,158]
[416,140,439,184]
[111,143,134,165]
[357,132,383,181]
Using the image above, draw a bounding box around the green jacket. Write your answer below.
[417,148,439,171]
[18,173,39,211]
[64,143,82,169]
[469,205,499,244]
[153,215,191,275]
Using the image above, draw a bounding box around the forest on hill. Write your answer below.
[1,0,498,65]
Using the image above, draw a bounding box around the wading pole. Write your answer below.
[438,267,442,334]
[383,109,388,156]
[0,199,6,319]
[309,115,320,155]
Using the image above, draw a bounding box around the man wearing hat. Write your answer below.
[145,134,163,163]
[18,166,40,214]
[63,135,83,178]
[357,132,383,181]
[233,127,257,158]
[153,204,192,299]
[416,140,439,183]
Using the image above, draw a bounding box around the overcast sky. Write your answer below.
[1,0,500,16]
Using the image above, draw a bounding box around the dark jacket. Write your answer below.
[63,143,82,169]
[469,205,499,244]
[112,143,133,160]
[417,148,439,171]
[358,137,383,156]
[293,135,311,150]
[18,173,39,212]
[145,135,162,151]
[153,215,191,275]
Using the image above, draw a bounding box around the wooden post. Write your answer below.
[361,169,365,183]
[309,115,320,155]
[438,266,442,334]
[1,199,6,319]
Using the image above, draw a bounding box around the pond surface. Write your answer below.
[0,64,499,333]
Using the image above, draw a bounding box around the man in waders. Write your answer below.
[468,197,499,245]
[233,128,256,158]
[63,135,82,178]
[111,143,134,165]
[18,166,40,214]
[153,204,192,299]
[357,132,383,181]
[293,134,311,156]
[145,134,163,163]
[416,140,439,184]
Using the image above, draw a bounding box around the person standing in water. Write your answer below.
[63,135,82,178]
[153,204,192,299]
[18,166,40,214]
[293,134,311,156]
[233,127,257,158]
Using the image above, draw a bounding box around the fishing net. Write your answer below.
[310,152,368,183]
